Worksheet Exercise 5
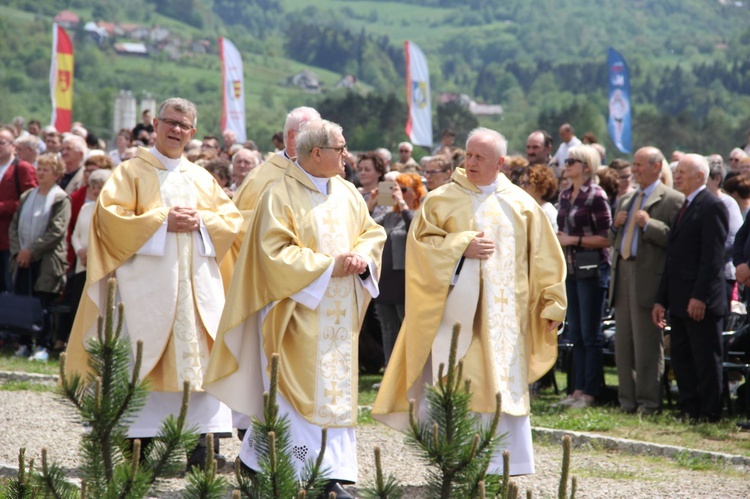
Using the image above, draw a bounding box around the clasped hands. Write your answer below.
[332,252,367,277]
[613,209,650,229]
[167,206,200,233]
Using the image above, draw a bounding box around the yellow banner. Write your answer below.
[55,53,74,110]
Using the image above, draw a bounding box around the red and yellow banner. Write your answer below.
[50,23,74,132]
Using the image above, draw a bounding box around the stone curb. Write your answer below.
[0,370,58,383]
[532,427,750,468]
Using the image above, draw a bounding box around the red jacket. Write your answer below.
[0,158,37,250]
[67,185,88,271]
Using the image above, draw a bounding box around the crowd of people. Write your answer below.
[2,102,750,497]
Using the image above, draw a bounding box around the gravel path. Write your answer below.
[2,390,749,498]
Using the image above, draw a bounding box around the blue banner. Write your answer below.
[608,48,631,154]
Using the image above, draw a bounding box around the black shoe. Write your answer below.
[737,421,750,430]
[322,481,355,499]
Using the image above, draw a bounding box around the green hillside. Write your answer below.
[2,0,750,155]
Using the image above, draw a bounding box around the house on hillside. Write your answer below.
[191,40,211,55]
[439,92,503,116]
[84,22,109,45]
[333,74,357,90]
[287,69,321,92]
[114,43,148,56]
[127,25,150,41]
[149,26,171,43]
[96,21,117,37]
[54,10,80,30]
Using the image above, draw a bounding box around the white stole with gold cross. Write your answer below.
[306,187,363,427]
[472,189,527,415]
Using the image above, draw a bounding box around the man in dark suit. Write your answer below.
[652,154,729,422]
[610,147,684,415]
[0,125,37,292]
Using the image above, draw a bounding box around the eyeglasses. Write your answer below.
[399,149,410,153]
[158,117,194,132]
[730,158,740,162]
[564,158,582,166]
[424,169,447,175]
[320,145,347,154]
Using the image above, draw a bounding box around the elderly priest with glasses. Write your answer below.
[205,119,386,499]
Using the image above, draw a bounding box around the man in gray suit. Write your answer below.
[609,147,685,414]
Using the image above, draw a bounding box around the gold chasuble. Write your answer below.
[205,164,385,428]
[65,148,242,392]
[218,152,292,294]
[373,169,567,426]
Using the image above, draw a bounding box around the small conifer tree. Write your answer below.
[235,353,330,498]
[407,323,503,498]
[1,277,228,498]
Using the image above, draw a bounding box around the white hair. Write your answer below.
[295,119,343,159]
[70,125,88,138]
[63,134,87,154]
[375,147,392,163]
[14,134,39,149]
[283,107,321,143]
[466,127,507,157]
[684,153,709,184]
[89,168,112,187]
[398,141,413,152]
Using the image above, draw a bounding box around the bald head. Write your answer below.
[674,153,708,197]
[631,147,664,188]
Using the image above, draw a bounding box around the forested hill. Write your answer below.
[2,0,750,155]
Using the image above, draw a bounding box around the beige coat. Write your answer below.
[9,187,71,294]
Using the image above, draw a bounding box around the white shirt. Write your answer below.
[552,136,582,176]
[0,156,14,184]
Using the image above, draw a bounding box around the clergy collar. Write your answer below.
[294,160,330,194]
[149,147,182,171]
[477,177,500,194]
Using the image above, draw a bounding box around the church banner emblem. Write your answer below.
[219,37,247,142]
[404,40,433,147]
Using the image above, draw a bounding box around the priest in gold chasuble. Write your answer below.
[65,98,242,442]
[218,106,321,295]
[205,120,385,487]
[373,127,567,476]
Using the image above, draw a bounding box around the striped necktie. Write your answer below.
[621,190,644,260]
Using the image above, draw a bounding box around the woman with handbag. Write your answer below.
[9,153,71,355]
[556,145,612,408]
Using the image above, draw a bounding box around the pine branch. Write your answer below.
[558,435,571,499]
[358,446,405,499]
[182,433,230,499]
[58,354,85,412]
[147,380,197,482]
[39,448,79,499]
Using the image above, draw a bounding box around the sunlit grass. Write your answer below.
[0,349,60,376]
